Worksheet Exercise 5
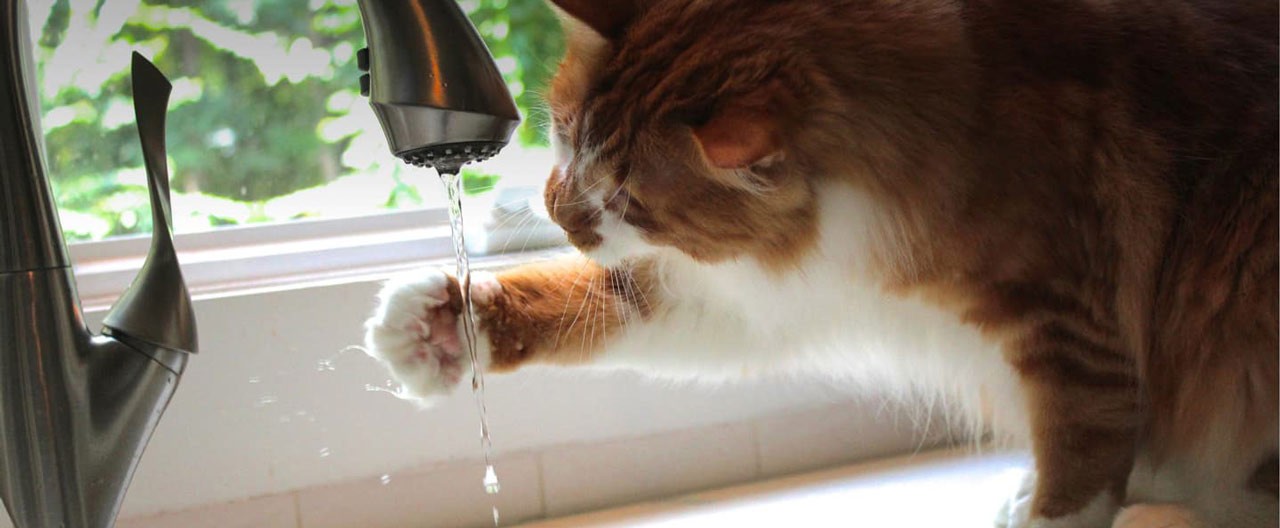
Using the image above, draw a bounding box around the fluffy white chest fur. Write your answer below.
[364,179,1250,527]
[592,181,1030,443]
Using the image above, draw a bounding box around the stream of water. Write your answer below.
[439,170,501,526]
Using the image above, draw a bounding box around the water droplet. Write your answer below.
[247,376,261,384]
[316,359,335,372]
[318,447,331,458]
[364,380,402,396]
[492,506,500,526]
[254,395,278,407]
[338,345,369,356]
[483,464,501,494]
[379,474,392,485]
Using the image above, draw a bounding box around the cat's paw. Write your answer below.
[1111,504,1202,528]
[363,268,501,403]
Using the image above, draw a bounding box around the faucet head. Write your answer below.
[356,0,521,172]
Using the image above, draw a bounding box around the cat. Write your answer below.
[362,1,1278,526]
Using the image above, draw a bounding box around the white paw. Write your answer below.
[363,268,500,404]
[1112,504,1202,528]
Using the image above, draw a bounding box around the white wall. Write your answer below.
[2,273,942,526]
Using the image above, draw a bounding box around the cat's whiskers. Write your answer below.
[593,275,605,357]
[595,277,607,356]
[617,170,634,219]
[623,277,643,333]
[557,169,614,209]
[512,214,542,254]
[629,269,652,317]
[565,270,597,358]
[549,195,602,208]
[586,279,597,360]
[579,273,600,363]
[602,166,633,209]
[495,206,539,254]
[611,272,629,332]
[552,261,592,353]
[483,201,539,255]
[485,197,530,233]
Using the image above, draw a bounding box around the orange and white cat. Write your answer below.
[363,1,1278,526]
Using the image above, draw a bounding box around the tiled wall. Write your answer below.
[115,402,952,528]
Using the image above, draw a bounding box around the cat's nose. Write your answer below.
[545,167,602,249]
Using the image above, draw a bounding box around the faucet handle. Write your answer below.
[102,52,198,358]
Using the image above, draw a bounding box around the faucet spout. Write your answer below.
[356,0,521,170]
[0,2,197,526]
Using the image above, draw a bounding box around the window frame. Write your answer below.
[68,204,570,311]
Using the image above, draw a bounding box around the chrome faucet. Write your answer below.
[356,0,521,171]
[0,0,514,525]
[0,0,197,526]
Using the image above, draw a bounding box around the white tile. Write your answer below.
[298,454,541,528]
[754,400,956,478]
[116,492,298,528]
[540,424,757,517]
[92,277,883,518]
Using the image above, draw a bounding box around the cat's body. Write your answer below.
[363,1,1278,526]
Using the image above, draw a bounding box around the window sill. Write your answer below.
[71,186,570,311]
[524,447,1028,527]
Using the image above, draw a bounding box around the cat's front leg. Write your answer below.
[363,258,642,402]
[1010,335,1141,528]
[476,257,643,372]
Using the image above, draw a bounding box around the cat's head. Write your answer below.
[541,0,826,268]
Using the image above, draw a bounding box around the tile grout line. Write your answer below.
[292,491,303,528]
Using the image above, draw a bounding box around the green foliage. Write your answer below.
[462,169,501,196]
[466,0,565,146]
[32,0,565,242]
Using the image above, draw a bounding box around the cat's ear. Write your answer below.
[691,105,781,170]
[547,0,640,40]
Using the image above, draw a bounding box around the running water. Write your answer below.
[439,169,502,525]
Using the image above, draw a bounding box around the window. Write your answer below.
[29,0,568,303]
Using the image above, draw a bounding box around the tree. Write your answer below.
[32,0,564,241]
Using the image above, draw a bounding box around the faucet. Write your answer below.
[355,0,521,171]
[0,0,513,525]
[0,0,197,526]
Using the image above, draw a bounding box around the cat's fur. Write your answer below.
[363,1,1278,526]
